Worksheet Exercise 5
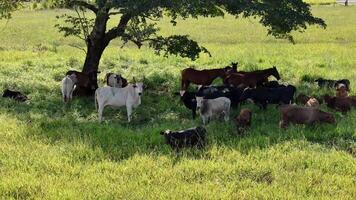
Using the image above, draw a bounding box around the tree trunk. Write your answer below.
[81,40,107,93]
[74,10,110,96]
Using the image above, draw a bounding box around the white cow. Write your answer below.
[95,83,144,122]
[61,75,75,102]
[196,96,231,125]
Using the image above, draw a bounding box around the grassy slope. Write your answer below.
[0,5,355,199]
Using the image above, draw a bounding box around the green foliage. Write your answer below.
[0,0,22,19]
[55,12,94,41]
[149,35,211,60]
[0,7,355,199]
[53,0,326,60]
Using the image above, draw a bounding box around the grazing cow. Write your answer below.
[239,85,296,109]
[323,95,356,114]
[235,108,252,134]
[196,96,231,125]
[315,78,350,91]
[306,98,319,107]
[160,126,207,150]
[95,83,144,122]
[181,64,237,91]
[2,89,28,102]
[61,75,75,102]
[224,66,280,88]
[175,91,198,119]
[197,85,244,107]
[105,73,128,88]
[336,84,348,97]
[279,105,335,128]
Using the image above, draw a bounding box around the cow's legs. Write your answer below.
[98,104,104,122]
[126,105,133,122]
[202,116,207,125]
[279,120,288,129]
[224,110,230,122]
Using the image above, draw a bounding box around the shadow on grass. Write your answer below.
[0,81,355,162]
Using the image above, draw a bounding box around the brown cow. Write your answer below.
[279,105,335,128]
[336,84,348,98]
[235,108,252,134]
[324,95,356,114]
[224,66,280,88]
[66,70,90,88]
[181,64,237,91]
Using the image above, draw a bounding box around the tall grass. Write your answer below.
[0,5,355,199]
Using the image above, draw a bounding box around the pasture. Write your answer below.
[0,5,355,199]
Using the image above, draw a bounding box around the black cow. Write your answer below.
[261,81,285,88]
[2,89,28,102]
[197,85,244,106]
[240,85,296,109]
[315,78,350,91]
[160,126,207,150]
[175,91,198,119]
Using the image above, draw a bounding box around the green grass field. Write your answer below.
[0,5,355,199]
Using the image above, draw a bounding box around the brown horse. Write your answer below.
[224,66,280,88]
[181,64,237,91]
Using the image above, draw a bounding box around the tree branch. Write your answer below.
[108,11,122,16]
[70,0,98,14]
[104,14,131,43]
[68,43,87,54]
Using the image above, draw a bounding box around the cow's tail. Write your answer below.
[94,89,98,111]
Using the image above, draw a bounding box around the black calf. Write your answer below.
[315,78,350,91]
[2,89,28,102]
[160,126,207,150]
[175,91,197,119]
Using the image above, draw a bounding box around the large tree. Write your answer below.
[0,0,22,19]
[56,0,326,94]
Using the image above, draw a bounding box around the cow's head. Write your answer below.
[196,96,208,113]
[133,82,144,96]
[160,130,171,135]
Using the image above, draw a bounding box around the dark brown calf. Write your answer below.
[336,84,348,98]
[235,108,252,134]
[324,95,356,114]
[279,105,335,128]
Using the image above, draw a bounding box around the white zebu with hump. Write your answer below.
[61,75,76,102]
[196,96,231,125]
[95,82,144,122]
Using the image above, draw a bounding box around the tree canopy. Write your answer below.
[0,0,22,19]
[56,0,326,61]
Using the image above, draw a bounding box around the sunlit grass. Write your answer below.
[0,5,355,199]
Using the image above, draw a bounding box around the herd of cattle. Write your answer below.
[2,62,355,150]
